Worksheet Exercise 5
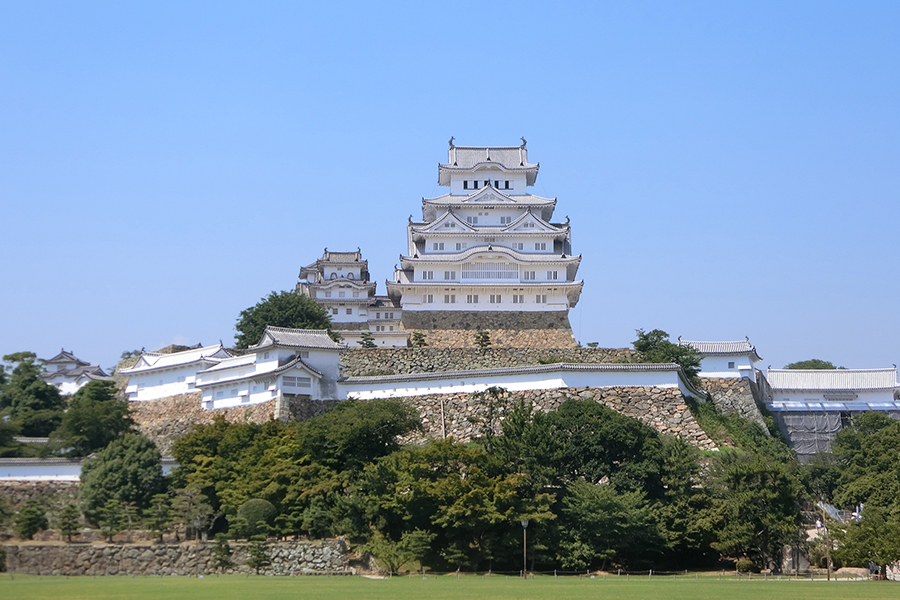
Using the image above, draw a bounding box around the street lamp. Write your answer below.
[521,519,529,579]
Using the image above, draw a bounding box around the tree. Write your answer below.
[710,454,801,571]
[80,433,165,524]
[411,332,428,348]
[51,380,135,456]
[98,499,123,542]
[474,330,491,348]
[0,417,23,457]
[784,359,839,369]
[357,331,376,349]
[15,500,48,540]
[365,528,435,574]
[145,493,172,542]
[234,291,333,349]
[211,533,235,572]
[236,498,277,538]
[245,536,272,574]
[633,329,701,384]
[833,506,900,570]
[557,480,666,570]
[0,352,65,436]
[58,504,81,542]
[173,485,215,542]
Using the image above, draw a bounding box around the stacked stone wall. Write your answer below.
[702,377,769,433]
[401,310,578,348]
[398,386,717,451]
[341,347,634,377]
[131,394,339,455]
[4,539,351,576]
[0,480,78,515]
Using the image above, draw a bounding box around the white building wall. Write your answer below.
[340,367,692,401]
[125,366,202,401]
[773,388,897,404]
[698,354,759,379]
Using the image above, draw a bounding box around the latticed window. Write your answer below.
[462,262,519,280]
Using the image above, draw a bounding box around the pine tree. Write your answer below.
[15,501,48,540]
[411,332,428,347]
[245,535,271,574]
[474,330,491,348]
[58,504,81,542]
[145,493,172,543]
[211,533,235,572]
[357,331,377,349]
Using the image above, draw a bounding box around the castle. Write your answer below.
[299,140,583,348]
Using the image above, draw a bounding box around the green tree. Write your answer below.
[58,503,81,542]
[633,329,702,384]
[557,480,666,570]
[831,412,900,512]
[410,332,428,348]
[80,433,165,524]
[245,536,272,574]
[710,454,801,571]
[474,330,491,348]
[173,485,215,542]
[365,528,435,574]
[211,533,235,572]
[0,352,65,436]
[145,493,172,542]
[236,498,277,538]
[98,499,123,542]
[51,380,135,457]
[15,500,49,540]
[357,331,376,349]
[234,291,333,349]
[784,359,840,369]
[0,417,23,457]
[833,506,900,569]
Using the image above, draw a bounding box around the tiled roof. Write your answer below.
[250,327,345,351]
[679,339,762,362]
[199,355,322,388]
[41,364,109,381]
[120,343,231,373]
[767,368,900,391]
[43,349,89,366]
[443,146,537,171]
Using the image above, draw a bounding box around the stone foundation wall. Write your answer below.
[702,377,768,433]
[131,395,340,455]
[399,386,717,451]
[401,310,578,348]
[340,347,635,377]
[0,480,79,514]
[4,539,351,576]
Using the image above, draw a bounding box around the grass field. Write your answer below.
[0,573,896,600]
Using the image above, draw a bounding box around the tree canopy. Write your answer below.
[80,433,165,524]
[633,329,701,384]
[784,359,840,369]
[234,291,333,349]
[0,351,65,436]
[51,380,135,456]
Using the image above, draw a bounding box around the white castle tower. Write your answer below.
[386,139,583,346]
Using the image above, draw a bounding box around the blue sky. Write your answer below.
[1,1,898,372]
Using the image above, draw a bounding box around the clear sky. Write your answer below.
[1,1,898,373]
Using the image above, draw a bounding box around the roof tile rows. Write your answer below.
[767,368,900,391]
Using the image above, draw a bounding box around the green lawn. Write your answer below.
[0,574,895,600]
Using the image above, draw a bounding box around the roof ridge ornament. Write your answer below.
[448,136,454,148]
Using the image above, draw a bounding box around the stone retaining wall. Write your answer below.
[0,480,78,514]
[4,539,351,576]
[399,386,717,451]
[702,377,768,433]
[340,347,635,377]
[401,310,578,348]
[131,394,341,455]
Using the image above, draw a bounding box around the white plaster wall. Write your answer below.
[340,367,687,401]
[323,265,363,280]
[125,366,201,401]
[402,286,571,311]
[773,388,897,404]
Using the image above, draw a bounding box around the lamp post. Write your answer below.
[521,519,529,579]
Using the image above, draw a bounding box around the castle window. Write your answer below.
[523,271,535,280]
[547,270,558,280]
[490,294,501,303]
[330,273,337,279]
[376,312,381,319]
[512,294,525,304]
[466,216,478,224]
[463,181,469,190]
[325,291,332,298]
[504,181,510,189]
[500,216,511,224]
[729,362,735,368]
[433,242,444,251]
[456,242,466,251]
[346,308,353,315]
[535,242,546,251]
[332,308,338,315]
[473,181,479,189]
[348,273,354,279]
[514,243,524,250]
[388,312,394,319]
[536,294,547,303]
[389,326,394,331]
[494,181,500,188]
[467,294,479,304]
[422,271,434,280]
[424,294,434,303]
[444,271,456,280]
[444,294,456,304]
